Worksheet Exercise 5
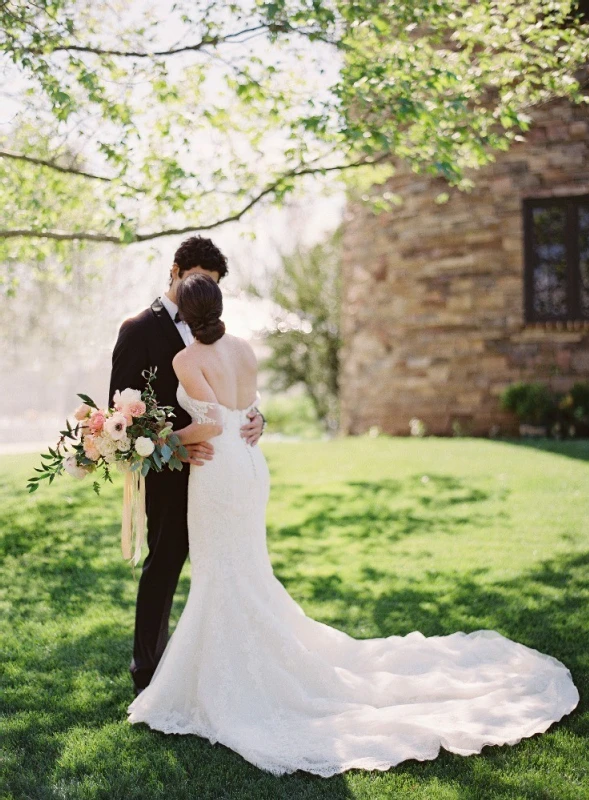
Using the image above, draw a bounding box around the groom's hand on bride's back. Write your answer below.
[240,411,264,446]
[181,442,215,466]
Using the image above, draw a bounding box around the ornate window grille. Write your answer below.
[523,196,589,324]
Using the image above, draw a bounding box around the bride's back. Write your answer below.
[175,333,258,410]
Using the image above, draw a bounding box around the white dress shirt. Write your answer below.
[160,294,194,348]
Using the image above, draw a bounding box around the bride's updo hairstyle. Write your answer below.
[176,273,226,345]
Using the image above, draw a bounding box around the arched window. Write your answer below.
[523,196,589,323]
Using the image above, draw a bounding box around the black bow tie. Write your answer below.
[174,312,182,323]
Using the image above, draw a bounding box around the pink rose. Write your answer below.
[126,400,146,418]
[74,403,92,420]
[83,435,100,462]
[88,410,106,434]
[113,391,146,421]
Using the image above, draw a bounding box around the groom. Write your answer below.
[109,235,264,695]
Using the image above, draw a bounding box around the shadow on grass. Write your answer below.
[1,464,587,800]
[500,437,589,463]
[2,545,587,800]
[268,475,506,557]
[2,493,133,622]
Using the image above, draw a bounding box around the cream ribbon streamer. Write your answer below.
[121,468,146,568]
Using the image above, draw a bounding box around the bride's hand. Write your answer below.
[240,411,264,446]
[181,441,215,466]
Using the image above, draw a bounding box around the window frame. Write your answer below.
[523,194,589,324]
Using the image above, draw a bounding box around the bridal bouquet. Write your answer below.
[27,367,187,566]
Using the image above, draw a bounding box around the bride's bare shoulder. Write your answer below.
[229,334,257,366]
[172,343,204,375]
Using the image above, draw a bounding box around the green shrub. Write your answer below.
[570,382,589,422]
[558,382,589,436]
[500,382,556,426]
[501,381,589,437]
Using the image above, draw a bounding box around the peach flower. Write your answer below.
[74,403,92,420]
[126,400,146,418]
[83,435,100,462]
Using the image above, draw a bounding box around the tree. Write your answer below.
[1,0,588,266]
[249,228,342,430]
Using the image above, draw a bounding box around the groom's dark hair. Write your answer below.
[173,235,228,280]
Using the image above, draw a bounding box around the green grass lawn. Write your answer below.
[1,437,588,800]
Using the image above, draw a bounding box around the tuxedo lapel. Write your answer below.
[150,297,186,354]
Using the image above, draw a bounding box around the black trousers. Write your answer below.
[130,464,190,691]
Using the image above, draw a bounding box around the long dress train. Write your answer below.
[127,384,579,777]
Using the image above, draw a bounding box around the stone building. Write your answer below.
[340,97,589,436]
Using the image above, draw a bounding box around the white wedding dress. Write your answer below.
[127,384,579,777]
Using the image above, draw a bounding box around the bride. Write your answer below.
[127,273,579,777]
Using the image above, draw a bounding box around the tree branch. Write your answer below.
[0,229,121,243]
[0,154,388,244]
[1,149,111,182]
[0,150,144,192]
[23,25,269,58]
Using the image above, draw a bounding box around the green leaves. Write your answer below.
[1,0,588,259]
[27,445,64,493]
[160,443,173,464]
[25,364,189,497]
[249,226,342,431]
[77,393,98,409]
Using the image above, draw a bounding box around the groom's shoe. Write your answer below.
[134,686,145,698]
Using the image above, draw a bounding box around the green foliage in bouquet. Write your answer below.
[27,368,188,495]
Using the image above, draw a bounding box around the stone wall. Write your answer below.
[340,98,589,436]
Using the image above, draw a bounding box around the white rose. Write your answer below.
[113,388,142,407]
[95,433,117,458]
[103,412,128,441]
[117,435,131,452]
[63,455,89,479]
[135,436,155,457]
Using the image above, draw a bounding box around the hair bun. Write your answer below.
[196,318,225,345]
[176,272,225,344]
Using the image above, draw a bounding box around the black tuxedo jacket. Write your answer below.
[112,299,192,689]
[109,297,192,431]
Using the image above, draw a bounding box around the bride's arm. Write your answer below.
[172,353,223,443]
[176,414,222,445]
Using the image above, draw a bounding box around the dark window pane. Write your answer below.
[531,206,568,319]
[580,205,589,318]
[575,0,589,23]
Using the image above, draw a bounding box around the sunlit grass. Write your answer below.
[1,438,588,799]
[262,392,324,438]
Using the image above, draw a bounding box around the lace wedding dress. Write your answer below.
[127,383,579,777]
